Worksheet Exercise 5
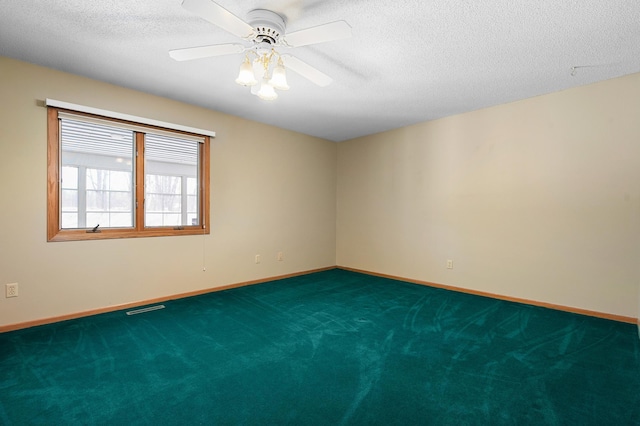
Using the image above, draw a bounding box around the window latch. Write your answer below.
[86,224,101,233]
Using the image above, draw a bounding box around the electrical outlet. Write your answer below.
[6,283,18,298]
[255,254,261,264]
[446,260,454,269]
[277,252,284,261]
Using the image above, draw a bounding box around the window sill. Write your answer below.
[47,226,209,242]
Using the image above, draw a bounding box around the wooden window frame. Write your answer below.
[47,107,210,242]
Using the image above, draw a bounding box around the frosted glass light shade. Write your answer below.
[256,78,278,100]
[269,63,289,90]
[235,58,257,86]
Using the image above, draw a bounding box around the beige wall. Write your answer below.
[0,57,337,327]
[337,73,640,318]
[1,56,638,327]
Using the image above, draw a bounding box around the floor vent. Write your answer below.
[126,305,165,316]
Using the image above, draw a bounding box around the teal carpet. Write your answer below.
[1,269,639,425]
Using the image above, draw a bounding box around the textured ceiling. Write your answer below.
[1,0,639,142]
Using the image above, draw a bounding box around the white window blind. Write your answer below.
[46,98,215,139]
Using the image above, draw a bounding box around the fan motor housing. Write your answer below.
[247,9,286,44]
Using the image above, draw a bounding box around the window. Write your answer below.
[47,107,210,241]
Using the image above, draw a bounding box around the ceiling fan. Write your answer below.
[170,0,352,100]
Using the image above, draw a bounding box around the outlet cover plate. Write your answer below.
[6,283,18,298]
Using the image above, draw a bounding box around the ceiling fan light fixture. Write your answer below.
[269,57,289,90]
[172,1,353,102]
[256,77,278,101]
[235,57,258,86]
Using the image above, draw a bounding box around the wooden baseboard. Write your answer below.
[337,266,637,324]
[0,266,335,333]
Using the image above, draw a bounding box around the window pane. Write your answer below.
[161,175,180,194]
[144,132,199,227]
[110,192,132,211]
[163,214,181,226]
[86,190,108,211]
[110,213,132,227]
[61,213,78,229]
[61,166,78,189]
[187,195,197,212]
[146,213,163,227]
[110,171,131,191]
[86,169,109,191]
[145,175,160,193]
[165,195,181,212]
[187,177,197,195]
[61,189,78,211]
[146,193,163,212]
[86,212,109,228]
[60,119,134,229]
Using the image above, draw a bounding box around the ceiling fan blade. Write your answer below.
[281,54,333,87]
[283,20,352,47]
[169,43,245,61]
[182,0,254,39]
